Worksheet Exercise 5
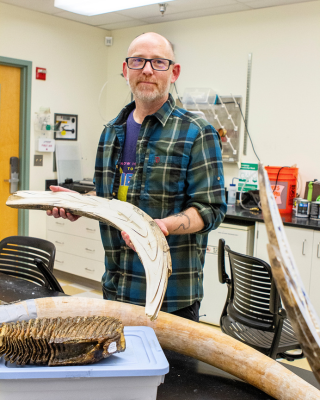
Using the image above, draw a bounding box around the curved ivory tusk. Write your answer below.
[1,297,319,400]
[6,190,172,320]
[258,164,320,383]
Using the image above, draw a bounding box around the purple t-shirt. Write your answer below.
[118,110,141,201]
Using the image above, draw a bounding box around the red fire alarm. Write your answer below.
[36,67,47,80]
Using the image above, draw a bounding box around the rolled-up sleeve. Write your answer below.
[185,125,227,233]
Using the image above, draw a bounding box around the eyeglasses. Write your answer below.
[126,57,175,71]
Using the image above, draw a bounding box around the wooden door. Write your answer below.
[0,65,21,240]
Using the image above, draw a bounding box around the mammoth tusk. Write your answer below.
[258,164,320,384]
[1,297,319,400]
[6,190,172,321]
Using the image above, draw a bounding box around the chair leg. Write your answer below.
[268,318,284,359]
[34,258,65,293]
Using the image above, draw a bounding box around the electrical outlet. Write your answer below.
[34,154,43,166]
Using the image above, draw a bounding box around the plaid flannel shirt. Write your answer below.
[95,94,227,312]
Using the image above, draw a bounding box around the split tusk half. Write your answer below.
[6,190,172,320]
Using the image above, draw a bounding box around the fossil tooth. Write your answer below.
[0,316,125,366]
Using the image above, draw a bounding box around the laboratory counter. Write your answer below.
[225,204,320,231]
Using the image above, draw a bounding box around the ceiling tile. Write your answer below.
[0,0,57,14]
[166,0,239,13]
[0,0,317,31]
[142,3,251,25]
[53,10,134,25]
[98,19,148,30]
[236,0,316,5]
[115,4,165,19]
[117,0,238,19]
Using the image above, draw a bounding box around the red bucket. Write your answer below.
[265,166,298,214]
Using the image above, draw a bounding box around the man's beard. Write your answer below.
[129,79,171,102]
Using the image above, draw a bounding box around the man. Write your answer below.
[48,32,227,322]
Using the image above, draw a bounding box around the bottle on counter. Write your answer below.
[228,184,237,205]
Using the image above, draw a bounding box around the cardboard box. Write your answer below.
[0,326,169,400]
[304,181,320,201]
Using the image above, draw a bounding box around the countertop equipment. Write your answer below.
[61,178,95,194]
[296,199,311,218]
[56,142,95,194]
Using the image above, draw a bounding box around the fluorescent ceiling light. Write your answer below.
[54,0,174,16]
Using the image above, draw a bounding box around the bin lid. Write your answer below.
[0,326,169,379]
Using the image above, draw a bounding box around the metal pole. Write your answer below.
[243,53,252,155]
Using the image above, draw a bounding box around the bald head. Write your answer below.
[127,32,175,61]
[123,31,181,107]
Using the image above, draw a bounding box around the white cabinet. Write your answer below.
[309,231,320,316]
[254,222,313,295]
[47,216,105,282]
[254,222,270,262]
[200,222,254,326]
[284,226,313,294]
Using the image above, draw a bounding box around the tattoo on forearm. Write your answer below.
[173,211,191,232]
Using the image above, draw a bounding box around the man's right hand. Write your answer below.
[46,185,80,222]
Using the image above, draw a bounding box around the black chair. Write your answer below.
[218,238,303,361]
[0,236,64,293]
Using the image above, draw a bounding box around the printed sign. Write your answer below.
[38,138,55,152]
[238,163,259,192]
[206,245,218,255]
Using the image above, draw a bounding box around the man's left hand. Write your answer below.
[121,219,169,252]
[154,219,169,236]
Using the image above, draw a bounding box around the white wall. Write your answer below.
[0,3,110,239]
[1,2,319,240]
[106,1,320,195]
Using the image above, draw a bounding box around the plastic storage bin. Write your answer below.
[265,166,298,214]
[0,326,169,400]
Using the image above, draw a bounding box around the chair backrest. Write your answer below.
[218,239,281,331]
[0,236,56,287]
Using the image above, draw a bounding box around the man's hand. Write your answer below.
[121,220,169,252]
[154,219,169,236]
[121,231,136,252]
[46,185,81,222]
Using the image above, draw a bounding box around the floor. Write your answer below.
[58,276,103,299]
[57,273,312,372]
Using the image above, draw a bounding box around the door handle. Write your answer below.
[317,243,320,259]
[4,157,19,193]
[302,239,306,255]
